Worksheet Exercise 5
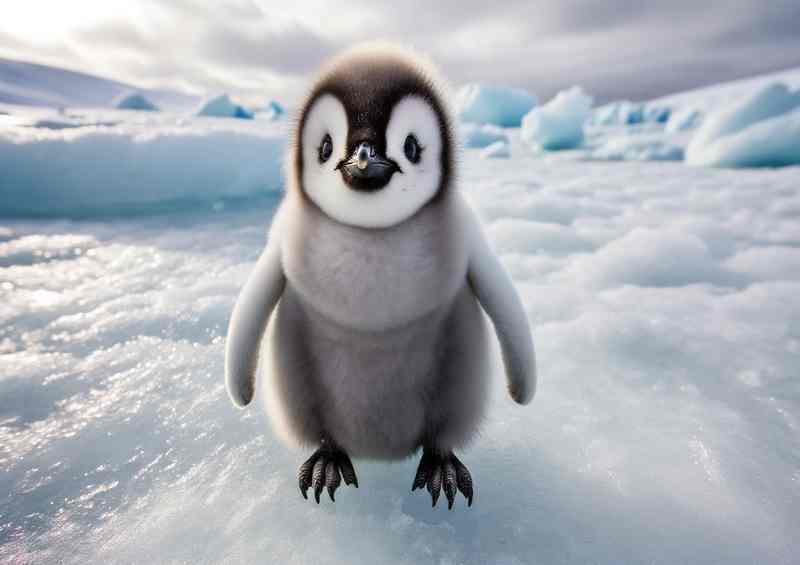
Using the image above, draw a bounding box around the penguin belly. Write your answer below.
[263,283,489,459]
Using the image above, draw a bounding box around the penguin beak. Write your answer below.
[336,142,401,192]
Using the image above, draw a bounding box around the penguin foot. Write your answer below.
[298,439,358,503]
[411,447,473,509]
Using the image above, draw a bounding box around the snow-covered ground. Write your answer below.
[2,66,800,564]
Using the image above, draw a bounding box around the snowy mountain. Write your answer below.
[651,66,800,113]
[0,57,197,109]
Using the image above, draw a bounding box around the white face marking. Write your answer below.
[301,94,443,229]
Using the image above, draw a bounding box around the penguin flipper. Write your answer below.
[224,237,285,408]
[463,200,537,404]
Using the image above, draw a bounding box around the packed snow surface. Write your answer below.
[456,83,537,127]
[521,86,593,150]
[686,82,800,168]
[196,94,254,120]
[114,92,158,112]
[2,133,800,564]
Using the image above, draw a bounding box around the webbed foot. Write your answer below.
[411,447,473,509]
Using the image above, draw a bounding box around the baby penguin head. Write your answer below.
[292,43,454,229]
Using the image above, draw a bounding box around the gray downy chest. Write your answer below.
[281,194,468,332]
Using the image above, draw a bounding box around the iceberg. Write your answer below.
[521,86,593,150]
[686,82,800,168]
[455,83,537,127]
[459,123,509,148]
[196,94,253,120]
[257,100,285,120]
[665,107,702,133]
[592,100,644,126]
[590,135,684,161]
[114,92,159,112]
[0,122,284,216]
[479,140,511,159]
[643,104,671,123]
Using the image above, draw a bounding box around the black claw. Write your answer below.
[312,457,326,503]
[325,460,341,502]
[412,449,473,509]
[338,452,358,488]
[298,442,358,503]
[443,461,457,510]
[428,466,442,507]
[412,449,433,491]
[298,452,320,499]
[452,454,473,506]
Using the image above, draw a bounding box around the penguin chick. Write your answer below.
[225,42,537,508]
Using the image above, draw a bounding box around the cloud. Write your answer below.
[196,22,338,75]
[1,0,799,104]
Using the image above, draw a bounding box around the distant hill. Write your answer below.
[649,66,800,112]
[0,57,198,109]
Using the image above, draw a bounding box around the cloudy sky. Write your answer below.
[1,0,799,105]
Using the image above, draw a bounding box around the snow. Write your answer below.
[686,82,800,168]
[114,92,159,112]
[3,138,800,565]
[196,94,254,120]
[651,66,800,115]
[521,86,593,150]
[459,123,509,148]
[0,57,196,110]
[2,68,800,565]
[479,140,510,159]
[0,110,285,216]
[455,83,537,127]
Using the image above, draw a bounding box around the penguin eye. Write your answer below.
[318,133,333,163]
[404,134,422,164]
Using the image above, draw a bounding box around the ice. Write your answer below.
[196,94,254,120]
[590,134,684,161]
[3,143,800,563]
[479,141,510,159]
[520,86,593,150]
[257,100,285,120]
[455,83,537,127]
[642,104,671,123]
[686,82,800,168]
[114,92,159,112]
[460,123,509,148]
[591,100,643,126]
[666,107,702,133]
[591,102,668,126]
[0,118,285,216]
